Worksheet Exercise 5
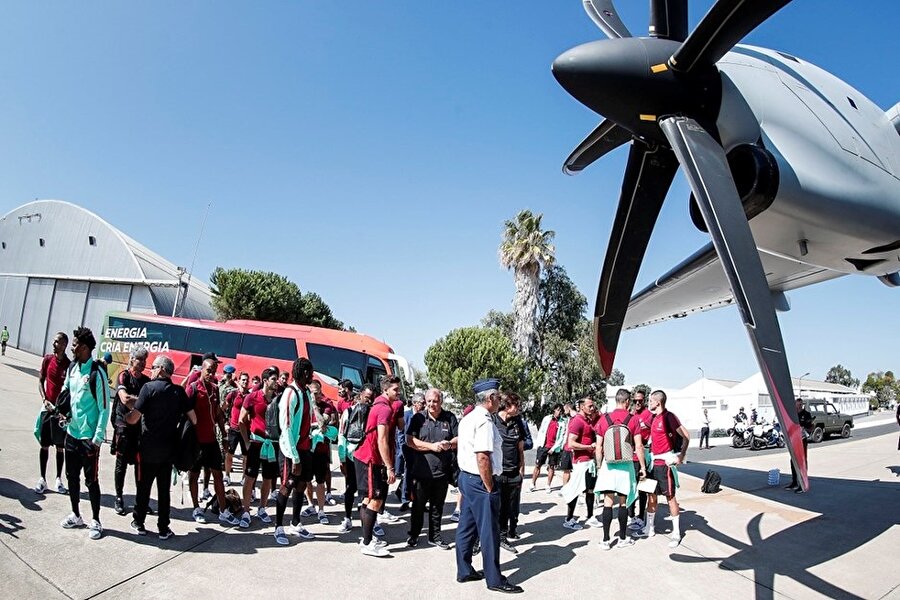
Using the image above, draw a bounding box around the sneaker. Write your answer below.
[449,487,458,495]
[256,507,272,523]
[219,509,240,526]
[192,507,207,524]
[547,487,554,494]
[55,478,67,494]
[598,539,613,550]
[617,536,636,548]
[668,534,682,548]
[286,524,315,539]
[223,475,231,486]
[360,540,390,557]
[114,497,127,516]
[563,518,583,531]
[373,524,385,537]
[325,493,337,506]
[361,537,388,548]
[158,528,174,540]
[584,515,601,528]
[239,511,251,528]
[88,520,103,540]
[378,511,399,524]
[406,536,418,548]
[399,502,410,512]
[528,485,536,492]
[500,539,518,554]
[60,513,84,529]
[450,510,460,523]
[338,518,352,534]
[34,477,47,494]
[130,520,147,536]
[269,490,279,502]
[507,531,521,541]
[200,488,212,502]
[428,537,451,550]
[300,505,317,518]
[784,483,798,490]
[628,517,645,531]
[318,512,329,525]
[273,526,289,545]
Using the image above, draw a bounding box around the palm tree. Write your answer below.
[499,210,555,358]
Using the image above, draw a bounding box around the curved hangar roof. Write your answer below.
[0,199,213,318]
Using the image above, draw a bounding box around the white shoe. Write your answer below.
[628,517,644,531]
[563,518,583,530]
[200,488,212,502]
[598,539,613,550]
[88,519,103,540]
[273,526,289,545]
[668,534,681,548]
[60,513,84,529]
[377,511,399,524]
[584,516,601,528]
[268,490,279,502]
[449,510,460,523]
[192,507,207,524]
[546,487,554,494]
[55,478,67,494]
[286,524,315,539]
[300,505,317,518]
[318,511,329,525]
[617,536,636,548]
[239,511,251,528]
[256,507,272,523]
[219,509,240,526]
[223,475,231,486]
[34,477,47,494]
[528,485,536,492]
[325,493,336,506]
[360,540,390,557]
[373,524,385,537]
[338,518,352,534]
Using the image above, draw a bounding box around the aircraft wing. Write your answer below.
[624,242,846,329]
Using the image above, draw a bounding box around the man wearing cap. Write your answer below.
[455,378,523,594]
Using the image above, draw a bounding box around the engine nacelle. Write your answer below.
[690,144,779,232]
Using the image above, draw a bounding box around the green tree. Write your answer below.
[824,364,860,389]
[210,267,344,329]
[862,370,899,409]
[424,327,535,407]
[533,265,587,367]
[498,210,555,358]
[631,383,651,397]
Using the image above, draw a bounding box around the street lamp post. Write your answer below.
[797,371,810,400]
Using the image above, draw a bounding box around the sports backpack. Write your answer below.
[265,385,301,441]
[58,361,104,421]
[701,470,722,493]
[601,413,634,464]
[343,401,372,446]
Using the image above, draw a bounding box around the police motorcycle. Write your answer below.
[728,418,752,448]
[750,418,785,450]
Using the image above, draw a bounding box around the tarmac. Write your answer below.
[1,346,898,600]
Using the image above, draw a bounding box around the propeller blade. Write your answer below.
[669,0,792,73]
[563,120,632,175]
[582,0,632,39]
[593,142,679,378]
[659,116,808,491]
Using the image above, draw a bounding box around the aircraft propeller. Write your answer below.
[552,0,809,490]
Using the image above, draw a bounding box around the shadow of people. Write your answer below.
[504,539,588,584]
[670,463,900,600]
[0,513,25,538]
[0,477,44,512]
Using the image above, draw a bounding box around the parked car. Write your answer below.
[804,400,854,443]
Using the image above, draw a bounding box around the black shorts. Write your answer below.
[311,451,329,484]
[39,411,66,447]
[559,450,574,471]
[65,434,100,484]
[354,457,388,501]
[227,429,247,455]
[245,441,278,480]
[535,446,560,469]
[191,442,224,473]
[651,464,677,497]
[279,450,313,484]
[113,425,140,463]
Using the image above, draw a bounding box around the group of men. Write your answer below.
[32,328,693,595]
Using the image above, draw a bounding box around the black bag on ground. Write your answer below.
[701,469,722,493]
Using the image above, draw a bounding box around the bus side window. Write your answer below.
[366,356,386,387]
[190,354,203,370]
[341,365,363,388]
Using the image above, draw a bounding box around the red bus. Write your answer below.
[98,311,412,400]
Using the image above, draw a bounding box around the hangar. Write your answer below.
[0,200,213,355]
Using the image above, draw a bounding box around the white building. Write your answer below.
[0,200,213,355]
[607,373,869,432]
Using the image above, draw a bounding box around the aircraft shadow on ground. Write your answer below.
[673,462,900,600]
[4,363,41,379]
[886,465,900,477]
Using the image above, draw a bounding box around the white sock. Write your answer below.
[646,511,656,533]
[672,515,680,538]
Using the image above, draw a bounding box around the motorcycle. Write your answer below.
[750,420,785,450]
[728,419,752,448]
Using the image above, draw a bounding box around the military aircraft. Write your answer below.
[552,0,900,491]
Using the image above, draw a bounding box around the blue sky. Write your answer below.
[1,1,897,388]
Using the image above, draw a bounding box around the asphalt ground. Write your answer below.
[1,346,898,600]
